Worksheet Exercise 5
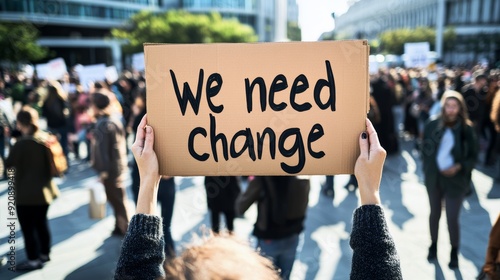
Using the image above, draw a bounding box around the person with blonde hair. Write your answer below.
[422,90,478,268]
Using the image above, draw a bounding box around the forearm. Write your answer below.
[359,188,381,205]
[136,176,161,215]
[115,214,165,280]
[350,205,402,280]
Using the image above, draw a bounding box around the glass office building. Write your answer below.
[334,0,500,65]
[0,0,298,69]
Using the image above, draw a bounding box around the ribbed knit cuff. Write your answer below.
[128,214,163,239]
[352,204,387,233]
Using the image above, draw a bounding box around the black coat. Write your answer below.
[204,176,240,212]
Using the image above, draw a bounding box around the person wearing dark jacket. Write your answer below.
[205,176,240,233]
[235,175,308,279]
[6,107,59,270]
[371,74,399,154]
[422,90,478,269]
[90,93,130,236]
[114,116,402,280]
[42,81,70,159]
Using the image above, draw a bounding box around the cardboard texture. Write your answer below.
[145,40,369,176]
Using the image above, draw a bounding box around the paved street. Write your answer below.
[0,137,498,280]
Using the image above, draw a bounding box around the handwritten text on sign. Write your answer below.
[169,60,335,174]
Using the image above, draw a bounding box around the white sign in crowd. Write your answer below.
[31,58,120,91]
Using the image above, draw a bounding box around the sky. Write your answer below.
[297,0,351,41]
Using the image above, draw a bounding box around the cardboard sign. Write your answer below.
[145,40,370,176]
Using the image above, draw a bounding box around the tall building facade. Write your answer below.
[0,0,298,69]
[334,0,500,65]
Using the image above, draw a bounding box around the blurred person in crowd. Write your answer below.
[90,93,130,237]
[117,77,136,134]
[454,68,465,92]
[10,74,26,105]
[0,78,6,99]
[236,175,309,279]
[429,75,449,118]
[205,176,241,234]
[477,214,500,280]
[92,81,123,121]
[42,81,70,160]
[461,73,488,137]
[422,91,478,269]
[371,71,399,154]
[68,88,92,161]
[412,77,435,141]
[130,89,147,203]
[114,116,402,280]
[490,86,500,174]
[0,109,10,180]
[484,73,500,166]
[403,71,419,137]
[6,107,59,270]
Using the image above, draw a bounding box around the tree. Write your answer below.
[287,21,301,41]
[0,22,48,63]
[378,27,456,55]
[112,10,258,54]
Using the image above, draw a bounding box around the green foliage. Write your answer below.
[320,31,336,41]
[378,27,456,54]
[0,22,48,62]
[112,10,258,54]
[287,21,301,41]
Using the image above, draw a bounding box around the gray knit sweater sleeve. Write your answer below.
[115,214,166,280]
[350,205,403,280]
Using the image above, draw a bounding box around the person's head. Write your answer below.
[164,234,279,280]
[94,80,110,92]
[440,90,470,125]
[16,106,39,136]
[474,74,488,89]
[90,92,111,117]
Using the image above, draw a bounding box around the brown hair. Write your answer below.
[16,106,40,135]
[440,90,472,126]
[164,234,279,280]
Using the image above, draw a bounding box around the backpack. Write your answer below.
[43,134,68,177]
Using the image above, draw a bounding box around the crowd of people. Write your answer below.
[0,62,499,279]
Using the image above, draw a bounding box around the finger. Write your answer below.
[365,118,382,151]
[133,114,148,148]
[143,125,155,154]
[359,130,369,159]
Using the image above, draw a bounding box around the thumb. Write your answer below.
[359,131,369,159]
[143,125,155,154]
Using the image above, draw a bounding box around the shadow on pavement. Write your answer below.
[331,192,358,280]
[64,236,122,280]
[431,260,446,280]
[461,182,491,271]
